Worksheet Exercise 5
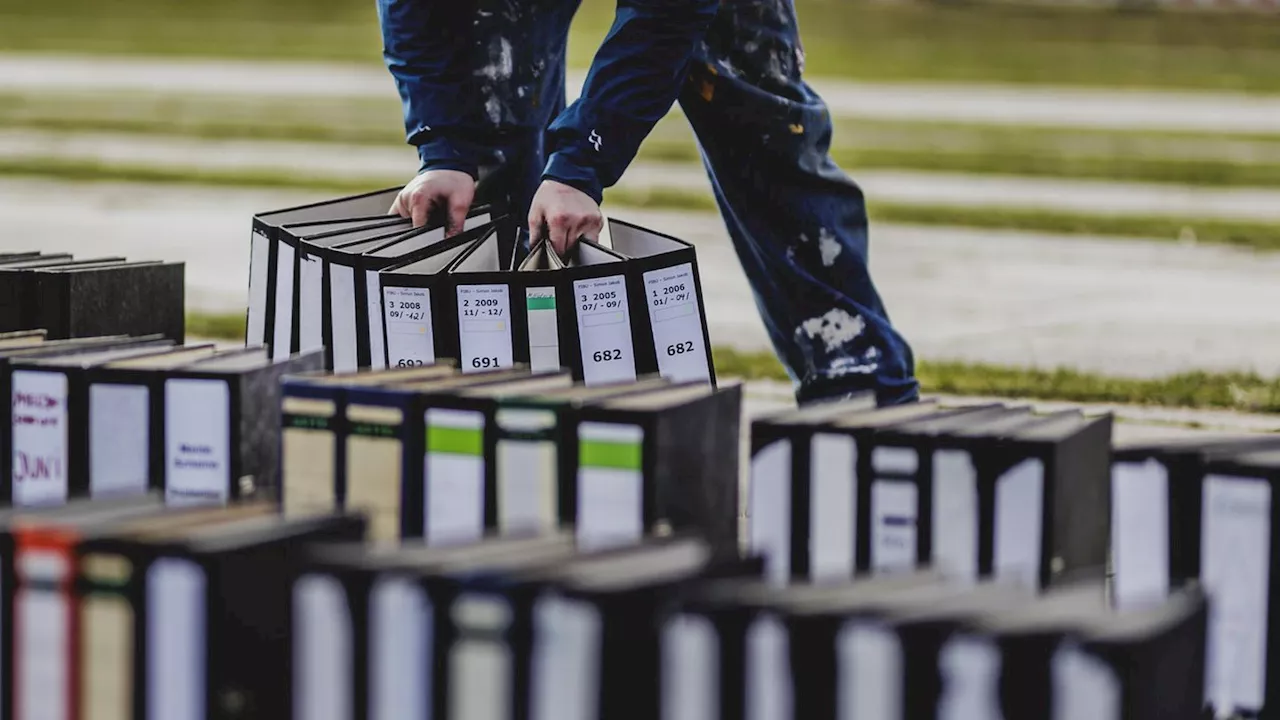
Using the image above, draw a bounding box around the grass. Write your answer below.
[9,91,1280,189]
[184,312,1280,413]
[8,156,1280,252]
[3,0,1280,92]
[711,347,1280,414]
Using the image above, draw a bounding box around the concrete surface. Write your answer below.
[7,179,1280,379]
[4,53,1280,135]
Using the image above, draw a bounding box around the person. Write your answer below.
[379,0,919,407]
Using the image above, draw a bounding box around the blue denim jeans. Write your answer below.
[471,0,919,407]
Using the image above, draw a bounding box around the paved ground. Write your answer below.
[7,179,1280,379]
[4,53,1280,135]
[11,129,1280,223]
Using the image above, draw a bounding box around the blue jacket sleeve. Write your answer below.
[543,0,719,204]
[377,0,495,178]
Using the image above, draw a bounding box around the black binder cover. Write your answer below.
[493,377,674,534]
[8,342,190,505]
[112,511,367,720]
[32,261,185,343]
[247,186,403,351]
[374,221,498,373]
[161,348,324,505]
[605,217,717,386]
[570,381,743,559]
[1110,435,1280,611]
[0,257,126,332]
[1,337,171,506]
[1197,449,1280,719]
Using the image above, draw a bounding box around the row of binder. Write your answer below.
[747,395,1112,590]
[0,331,318,508]
[0,251,183,342]
[288,530,1208,720]
[1109,436,1280,719]
[280,361,741,557]
[245,188,716,386]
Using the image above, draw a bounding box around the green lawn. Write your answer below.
[3,0,1280,92]
[8,90,1280,189]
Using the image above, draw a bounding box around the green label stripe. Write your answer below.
[283,414,331,431]
[526,296,556,311]
[580,440,642,471]
[428,426,484,456]
[350,422,397,438]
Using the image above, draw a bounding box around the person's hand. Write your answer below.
[528,180,603,257]
[389,169,475,235]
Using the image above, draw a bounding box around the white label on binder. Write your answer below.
[294,574,353,720]
[837,621,902,720]
[457,284,514,373]
[1051,642,1120,720]
[871,480,917,573]
[531,595,601,720]
[273,241,296,360]
[643,263,710,383]
[495,409,558,534]
[1112,459,1170,610]
[247,229,270,344]
[932,450,979,582]
[811,433,857,581]
[299,254,324,353]
[370,577,431,720]
[164,378,230,506]
[147,558,205,720]
[993,458,1044,590]
[749,440,792,585]
[89,383,149,498]
[11,370,69,507]
[424,408,486,545]
[573,275,636,385]
[873,446,918,476]
[384,286,436,368]
[16,550,70,720]
[526,287,560,373]
[661,614,718,720]
[1202,474,1271,713]
[366,270,387,370]
[747,615,793,720]
[330,265,359,373]
[448,595,513,720]
[576,422,644,550]
[937,634,1001,720]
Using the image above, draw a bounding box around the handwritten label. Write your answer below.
[643,264,709,383]
[384,286,436,368]
[456,284,513,373]
[164,379,231,506]
[573,275,636,385]
[11,371,69,506]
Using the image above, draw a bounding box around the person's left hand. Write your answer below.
[528,180,603,257]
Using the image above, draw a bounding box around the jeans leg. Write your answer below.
[677,0,918,407]
[469,0,581,252]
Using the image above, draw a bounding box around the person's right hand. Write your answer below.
[389,169,475,236]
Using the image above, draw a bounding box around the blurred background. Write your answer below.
[2,0,1280,411]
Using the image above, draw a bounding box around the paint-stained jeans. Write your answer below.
[468,0,919,406]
